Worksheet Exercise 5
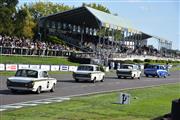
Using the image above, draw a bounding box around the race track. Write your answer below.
[0,71,179,106]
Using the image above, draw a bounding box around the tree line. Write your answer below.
[0,0,111,39]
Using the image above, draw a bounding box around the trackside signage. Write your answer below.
[119,93,130,104]
[0,64,78,72]
[69,66,77,72]
[0,64,5,71]
[29,65,40,69]
[18,64,29,69]
[41,65,50,71]
[60,65,69,71]
[51,65,60,71]
[6,64,18,71]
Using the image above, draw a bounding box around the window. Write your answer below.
[15,70,38,78]
[96,67,100,71]
[42,71,48,78]
[77,66,93,71]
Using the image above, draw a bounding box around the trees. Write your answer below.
[0,0,18,35]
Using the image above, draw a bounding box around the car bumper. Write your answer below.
[74,77,92,81]
[117,73,133,77]
[7,86,36,91]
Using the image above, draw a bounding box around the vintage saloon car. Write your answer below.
[144,64,168,78]
[116,64,141,79]
[73,64,105,83]
[7,69,57,94]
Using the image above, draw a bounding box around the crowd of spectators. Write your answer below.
[0,34,76,56]
[0,33,179,59]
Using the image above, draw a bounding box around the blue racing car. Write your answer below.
[144,64,168,78]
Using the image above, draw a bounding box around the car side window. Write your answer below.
[96,67,100,71]
[42,71,48,78]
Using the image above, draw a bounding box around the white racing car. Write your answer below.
[7,69,57,94]
[116,64,141,79]
[73,64,105,83]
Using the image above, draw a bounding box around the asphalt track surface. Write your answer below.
[0,71,179,105]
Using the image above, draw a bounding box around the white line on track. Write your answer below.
[0,97,71,112]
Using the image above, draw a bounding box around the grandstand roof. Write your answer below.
[42,6,132,30]
[41,6,171,43]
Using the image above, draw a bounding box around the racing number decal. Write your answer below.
[47,81,49,88]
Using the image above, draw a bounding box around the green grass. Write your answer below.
[1,83,180,120]
[0,55,78,65]
[0,71,72,76]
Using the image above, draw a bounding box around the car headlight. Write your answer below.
[28,81,35,88]
[6,79,11,85]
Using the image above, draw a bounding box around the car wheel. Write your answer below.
[132,74,135,79]
[50,84,55,92]
[10,89,17,93]
[164,74,167,78]
[75,79,79,82]
[145,74,148,77]
[36,86,41,94]
[92,77,96,83]
[118,76,121,79]
[100,76,104,82]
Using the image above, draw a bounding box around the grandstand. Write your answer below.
[0,6,179,62]
[37,6,177,61]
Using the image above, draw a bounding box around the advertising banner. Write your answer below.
[6,64,18,71]
[18,64,29,69]
[60,65,69,71]
[0,64,5,71]
[68,66,77,72]
[50,65,60,71]
[41,65,50,71]
[29,65,40,69]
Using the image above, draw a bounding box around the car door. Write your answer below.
[96,66,103,80]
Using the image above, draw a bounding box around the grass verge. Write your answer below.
[1,83,179,120]
[0,55,78,65]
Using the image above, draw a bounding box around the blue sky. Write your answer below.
[18,0,180,50]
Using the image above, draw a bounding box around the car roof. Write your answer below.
[17,68,46,72]
[78,64,98,67]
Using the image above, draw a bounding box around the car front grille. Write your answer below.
[117,71,131,75]
[74,74,90,78]
[7,81,28,87]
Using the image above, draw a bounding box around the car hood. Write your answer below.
[74,71,96,74]
[8,77,35,83]
[117,69,132,71]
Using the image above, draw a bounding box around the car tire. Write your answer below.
[132,74,135,79]
[164,74,167,78]
[92,77,96,83]
[118,76,121,79]
[50,84,55,92]
[10,89,17,93]
[145,74,148,77]
[36,86,41,94]
[75,79,79,82]
[100,76,104,82]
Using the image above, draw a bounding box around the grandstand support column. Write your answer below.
[80,22,85,48]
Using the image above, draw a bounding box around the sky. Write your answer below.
[18,0,180,50]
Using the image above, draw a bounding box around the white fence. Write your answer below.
[0,64,77,72]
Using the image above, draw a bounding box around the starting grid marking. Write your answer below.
[0,97,70,112]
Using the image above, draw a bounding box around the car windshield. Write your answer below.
[77,66,93,71]
[147,65,158,69]
[120,65,133,69]
[15,69,38,78]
